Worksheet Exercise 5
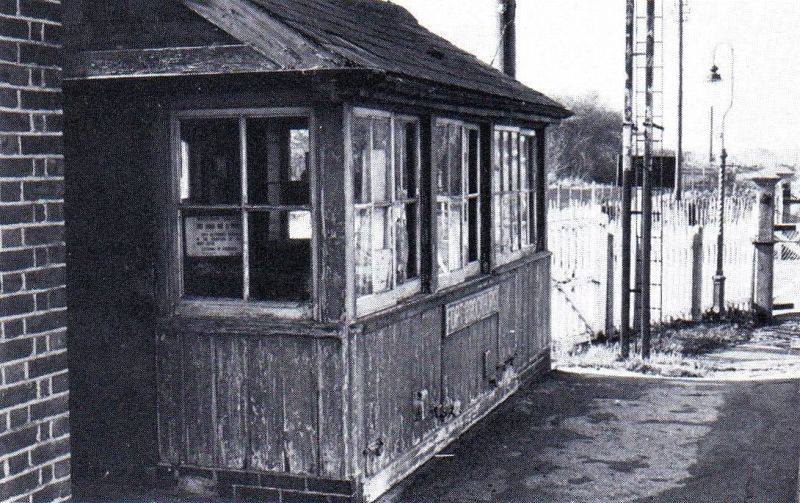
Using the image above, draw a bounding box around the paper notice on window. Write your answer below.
[185,216,242,257]
[289,210,312,240]
[372,248,393,293]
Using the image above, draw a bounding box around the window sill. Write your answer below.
[174,298,313,321]
[494,245,538,269]
[437,262,481,291]
[356,279,422,318]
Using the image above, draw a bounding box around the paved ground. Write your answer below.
[380,372,800,503]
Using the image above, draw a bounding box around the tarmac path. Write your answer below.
[381,372,800,503]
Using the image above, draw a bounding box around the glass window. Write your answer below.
[179,116,312,303]
[493,128,537,263]
[434,121,481,279]
[352,111,421,304]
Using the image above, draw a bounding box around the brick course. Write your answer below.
[1,0,69,502]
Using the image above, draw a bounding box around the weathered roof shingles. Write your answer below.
[245,0,566,115]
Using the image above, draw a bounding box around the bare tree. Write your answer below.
[547,94,622,184]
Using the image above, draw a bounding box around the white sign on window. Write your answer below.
[185,216,242,257]
[289,210,312,240]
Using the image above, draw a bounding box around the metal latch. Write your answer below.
[363,438,384,457]
[414,389,429,421]
[432,396,462,421]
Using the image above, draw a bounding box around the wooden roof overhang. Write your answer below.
[65,53,568,125]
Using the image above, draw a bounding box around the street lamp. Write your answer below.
[708,43,735,314]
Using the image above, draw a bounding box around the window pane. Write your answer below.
[493,130,502,194]
[180,119,241,205]
[449,201,464,271]
[395,120,418,200]
[468,197,479,263]
[437,202,449,275]
[501,194,512,254]
[434,125,449,196]
[493,195,502,256]
[248,210,312,302]
[468,129,479,195]
[504,132,513,192]
[394,203,416,286]
[511,194,520,252]
[520,192,530,248]
[371,118,391,203]
[372,206,392,293]
[406,202,418,280]
[183,211,243,298]
[247,118,310,206]
[355,208,372,296]
[352,117,371,204]
[520,135,529,191]
[449,124,463,196]
[510,132,520,191]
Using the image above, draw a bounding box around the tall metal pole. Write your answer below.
[709,106,715,164]
[497,0,517,78]
[641,0,655,359]
[712,44,734,314]
[675,0,685,200]
[620,0,635,358]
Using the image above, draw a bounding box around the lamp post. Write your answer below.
[708,44,735,314]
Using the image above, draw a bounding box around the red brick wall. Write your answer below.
[0,1,70,502]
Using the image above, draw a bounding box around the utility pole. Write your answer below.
[641,0,655,358]
[675,0,685,200]
[496,0,517,78]
[620,0,635,359]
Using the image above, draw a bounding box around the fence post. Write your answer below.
[606,232,615,337]
[751,172,781,320]
[691,226,704,321]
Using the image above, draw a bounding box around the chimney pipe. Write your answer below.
[497,0,517,78]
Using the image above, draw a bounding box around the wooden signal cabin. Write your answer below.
[64,1,570,501]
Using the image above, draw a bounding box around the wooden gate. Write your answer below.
[774,225,800,314]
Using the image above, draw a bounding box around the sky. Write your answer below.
[394,0,800,166]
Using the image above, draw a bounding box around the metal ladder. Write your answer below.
[631,0,666,328]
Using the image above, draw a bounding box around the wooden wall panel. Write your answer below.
[359,309,442,477]
[442,314,498,411]
[280,337,320,474]
[317,337,345,478]
[183,334,216,467]
[157,332,183,465]
[216,336,247,469]
[354,254,550,479]
[247,336,286,472]
[158,333,343,477]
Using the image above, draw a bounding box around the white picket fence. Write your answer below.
[548,183,759,351]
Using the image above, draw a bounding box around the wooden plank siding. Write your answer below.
[352,253,550,482]
[158,332,345,478]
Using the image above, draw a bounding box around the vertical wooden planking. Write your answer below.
[247,336,285,472]
[349,329,366,479]
[157,331,183,464]
[419,307,441,440]
[317,337,344,478]
[279,336,319,475]
[215,336,247,469]
[183,334,216,467]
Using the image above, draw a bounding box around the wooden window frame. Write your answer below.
[351,107,423,317]
[169,107,318,320]
[492,126,538,268]
[434,118,482,291]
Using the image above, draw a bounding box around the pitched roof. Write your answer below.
[182,0,567,118]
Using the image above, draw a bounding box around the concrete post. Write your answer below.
[751,173,781,320]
